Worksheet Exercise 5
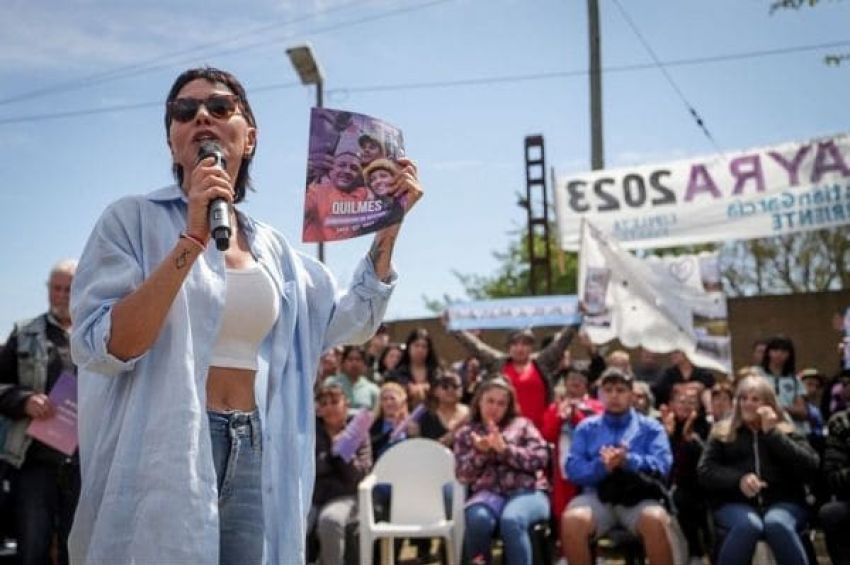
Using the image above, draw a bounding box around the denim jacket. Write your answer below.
[1,315,49,467]
[69,185,395,564]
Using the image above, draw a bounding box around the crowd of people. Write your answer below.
[0,64,849,565]
[3,268,850,564]
[305,322,850,565]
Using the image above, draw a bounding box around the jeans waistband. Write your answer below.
[208,408,261,448]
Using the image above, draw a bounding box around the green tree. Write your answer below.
[770,0,839,13]
[424,223,850,314]
[769,0,849,66]
[422,224,579,313]
[720,226,850,295]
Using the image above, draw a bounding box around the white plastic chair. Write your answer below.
[358,438,465,565]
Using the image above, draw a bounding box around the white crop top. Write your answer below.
[209,264,279,371]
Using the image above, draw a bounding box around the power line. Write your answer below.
[0,0,364,107]
[610,0,723,155]
[0,0,453,108]
[1,38,848,126]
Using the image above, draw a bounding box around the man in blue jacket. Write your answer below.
[562,367,675,565]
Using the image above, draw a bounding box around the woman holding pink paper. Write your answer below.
[454,377,550,564]
[309,384,372,565]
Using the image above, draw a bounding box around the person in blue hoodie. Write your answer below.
[561,367,675,565]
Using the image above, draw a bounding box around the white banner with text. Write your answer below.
[445,295,580,331]
[555,133,850,250]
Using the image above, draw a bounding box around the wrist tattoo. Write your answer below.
[369,233,397,266]
[175,248,192,269]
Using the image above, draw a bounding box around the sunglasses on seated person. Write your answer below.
[168,94,240,123]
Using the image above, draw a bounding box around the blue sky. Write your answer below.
[0,0,848,337]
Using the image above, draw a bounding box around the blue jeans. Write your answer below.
[464,489,549,565]
[209,409,264,565]
[14,457,80,565]
[714,502,808,565]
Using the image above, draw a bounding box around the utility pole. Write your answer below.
[286,44,326,263]
[523,135,552,295]
[588,0,604,170]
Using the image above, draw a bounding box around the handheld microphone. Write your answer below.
[197,141,231,251]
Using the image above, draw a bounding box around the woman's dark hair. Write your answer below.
[378,343,404,373]
[563,365,591,382]
[469,377,519,427]
[761,335,796,376]
[398,328,440,373]
[164,67,257,203]
[710,382,734,402]
[341,345,367,363]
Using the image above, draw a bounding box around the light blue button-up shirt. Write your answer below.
[69,185,395,564]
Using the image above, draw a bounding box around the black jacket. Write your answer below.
[313,416,372,508]
[697,425,818,510]
[824,408,850,501]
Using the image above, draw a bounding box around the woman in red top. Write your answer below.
[540,366,604,540]
[449,325,578,431]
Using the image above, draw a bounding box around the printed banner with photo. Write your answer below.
[302,107,407,242]
[555,132,850,250]
[446,295,581,331]
[579,220,732,373]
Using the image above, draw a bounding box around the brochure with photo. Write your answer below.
[26,371,78,456]
[302,107,407,243]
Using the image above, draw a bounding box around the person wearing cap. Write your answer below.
[799,368,825,413]
[798,368,826,453]
[562,368,675,565]
[448,324,578,432]
[361,158,406,232]
[309,384,372,565]
[358,133,385,167]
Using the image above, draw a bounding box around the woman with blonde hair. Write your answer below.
[369,381,411,459]
[697,376,819,565]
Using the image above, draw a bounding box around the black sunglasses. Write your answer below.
[168,94,240,123]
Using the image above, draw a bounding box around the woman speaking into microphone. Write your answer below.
[68,67,422,565]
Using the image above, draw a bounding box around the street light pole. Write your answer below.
[286,43,326,263]
[588,0,604,171]
[314,78,325,264]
